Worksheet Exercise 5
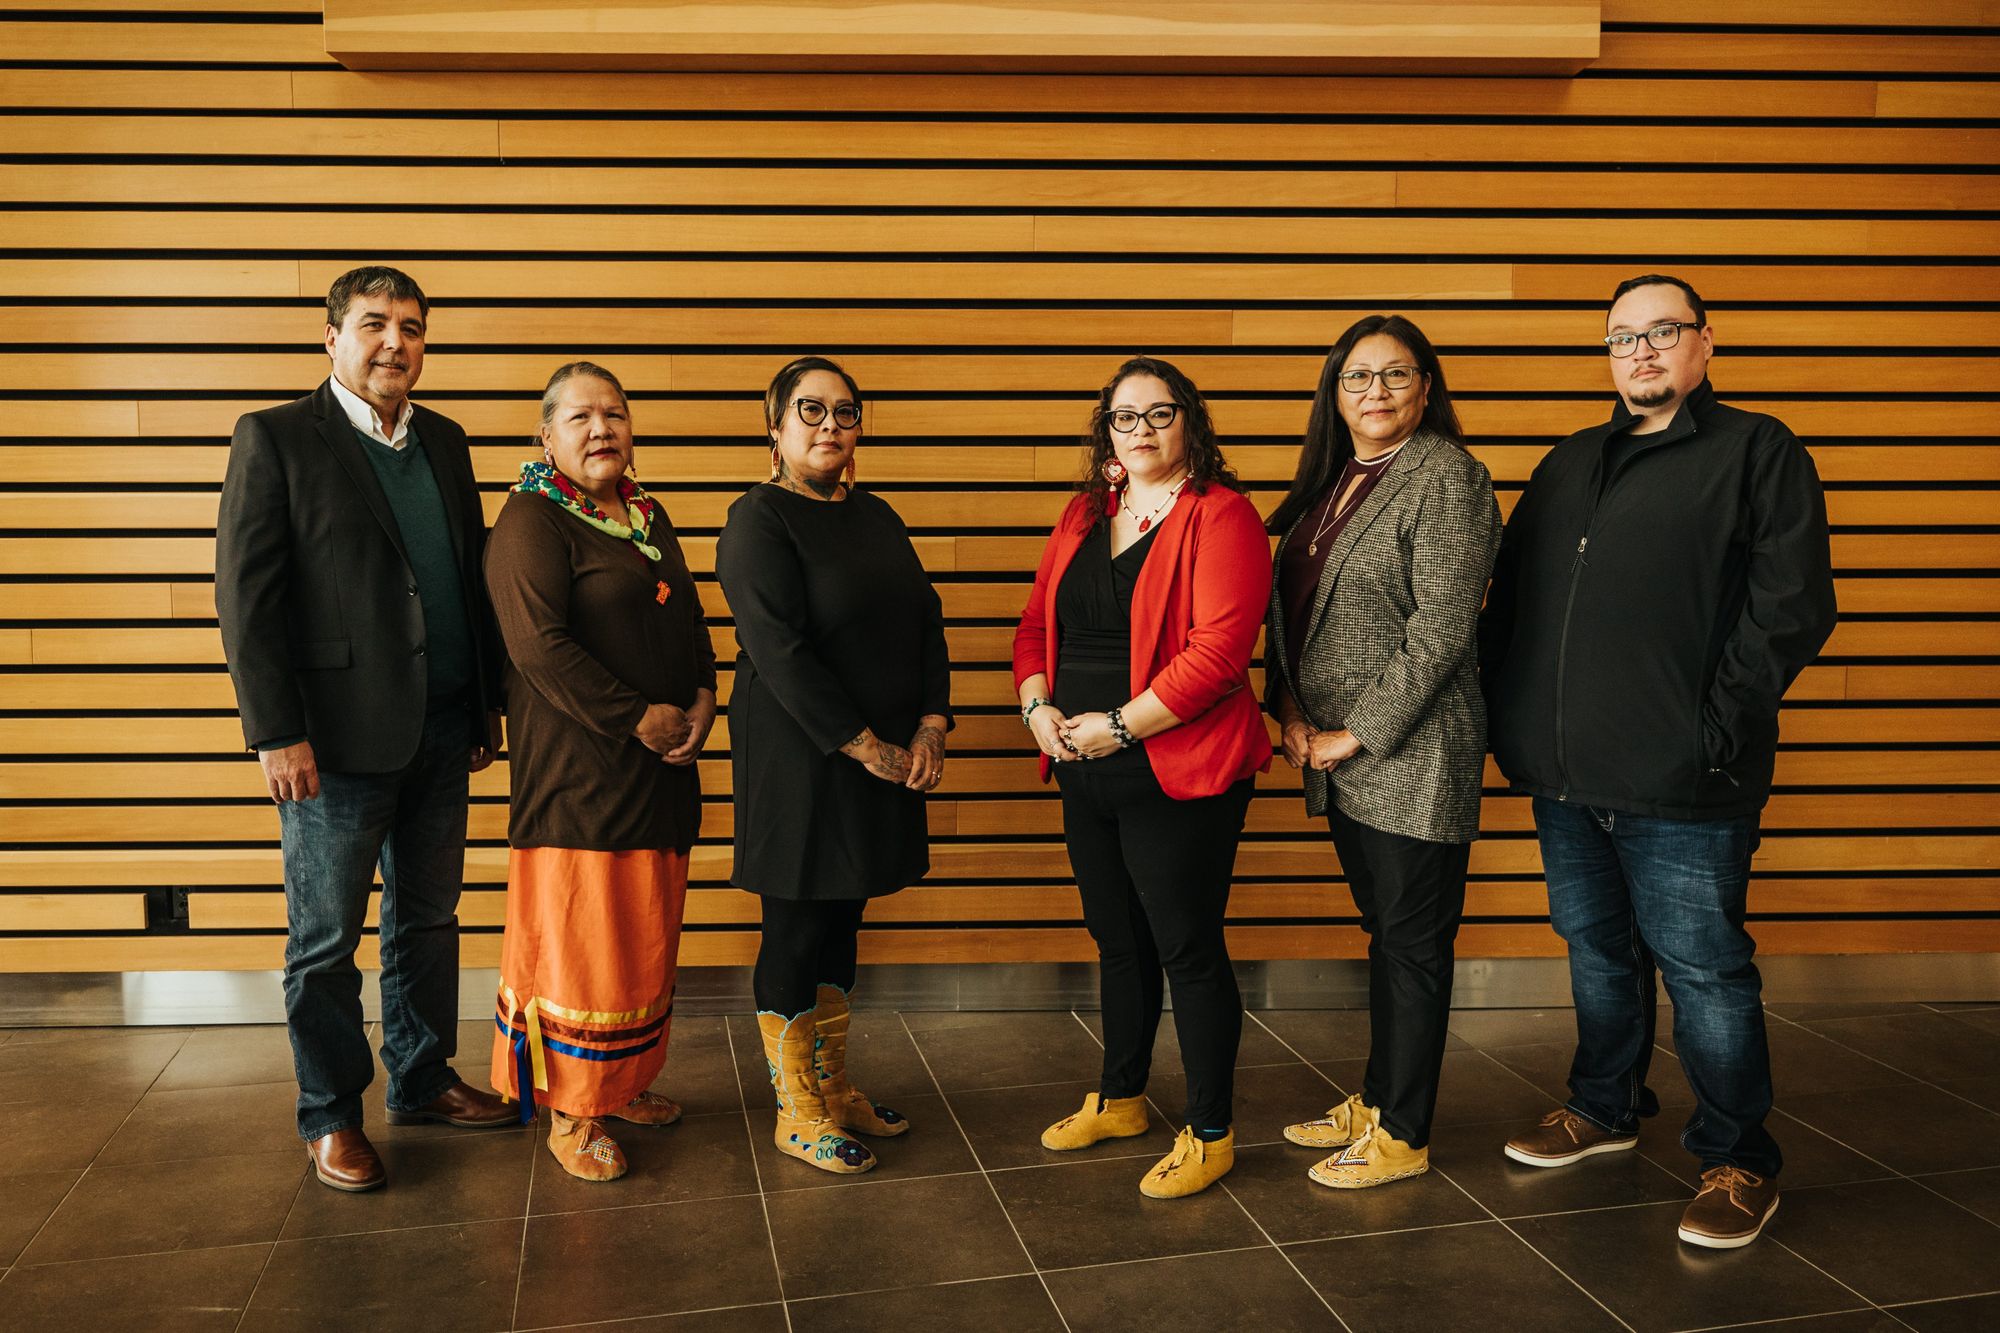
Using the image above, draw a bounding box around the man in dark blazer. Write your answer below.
[216,266,513,1193]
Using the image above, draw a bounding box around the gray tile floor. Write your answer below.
[1,1002,1997,1331]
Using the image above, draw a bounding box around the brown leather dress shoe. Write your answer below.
[307,1128,385,1192]
[1679,1166,1779,1249]
[384,1080,516,1128]
[1503,1108,1638,1168]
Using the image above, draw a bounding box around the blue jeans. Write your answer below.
[1534,797,1780,1178]
[279,708,470,1142]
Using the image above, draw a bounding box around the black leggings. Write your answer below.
[753,896,867,1016]
[1057,757,1254,1132]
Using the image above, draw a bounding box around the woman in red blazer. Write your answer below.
[1012,356,1271,1199]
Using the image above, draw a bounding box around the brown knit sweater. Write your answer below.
[484,490,717,852]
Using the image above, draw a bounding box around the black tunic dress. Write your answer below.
[715,483,952,900]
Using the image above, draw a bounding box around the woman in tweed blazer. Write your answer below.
[1265,315,1501,1190]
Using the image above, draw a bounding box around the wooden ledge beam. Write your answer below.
[325,1,1601,74]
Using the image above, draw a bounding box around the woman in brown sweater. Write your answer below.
[485,362,718,1181]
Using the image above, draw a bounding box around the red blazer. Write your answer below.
[1012,483,1273,800]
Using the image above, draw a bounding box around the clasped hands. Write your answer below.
[634,691,718,766]
[1280,718,1363,772]
[843,715,948,791]
[1027,706,1124,762]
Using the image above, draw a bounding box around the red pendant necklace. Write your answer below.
[1120,473,1190,533]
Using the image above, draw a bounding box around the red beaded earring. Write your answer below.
[1102,457,1127,487]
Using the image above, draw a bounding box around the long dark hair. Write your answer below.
[1267,315,1464,536]
[1077,356,1239,528]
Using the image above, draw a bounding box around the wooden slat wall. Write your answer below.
[0,3,1995,971]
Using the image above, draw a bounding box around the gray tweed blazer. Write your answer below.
[1266,429,1501,843]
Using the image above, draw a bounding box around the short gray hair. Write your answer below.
[540,361,628,427]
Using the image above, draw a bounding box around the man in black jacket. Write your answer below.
[1479,275,1836,1249]
[216,266,513,1193]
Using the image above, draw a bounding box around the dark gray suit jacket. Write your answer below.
[1267,429,1501,843]
[215,379,500,772]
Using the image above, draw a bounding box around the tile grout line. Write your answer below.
[6,1026,197,1277]
[1028,1239,1300,1279]
[1436,1014,1932,1329]
[1772,1007,1998,1114]
[1242,1010,1347,1092]
[1189,1008,1630,1329]
[1429,1161,1639,1333]
[722,1016,797,1333]
[1770,1105,1910,1181]
[1090,1007,1353,1330]
[899,1010,1075,1333]
[1250,1013,1637,1333]
[1675,1304,1896,1333]
[1210,1175,1355,1331]
[1761,1012,2000,1231]
[232,1158,312,1333]
[508,1125,537,1333]
[1762,1234,1901,1329]
[515,1296,800,1331]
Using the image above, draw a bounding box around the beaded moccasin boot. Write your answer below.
[758,1009,875,1175]
[813,984,909,1137]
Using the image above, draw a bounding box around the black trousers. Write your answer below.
[1058,757,1254,1131]
[753,896,866,1016]
[1329,807,1471,1149]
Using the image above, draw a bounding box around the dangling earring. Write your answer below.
[769,444,781,480]
[844,452,858,487]
[1102,457,1127,487]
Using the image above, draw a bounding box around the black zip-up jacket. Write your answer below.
[1478,380,1837,820]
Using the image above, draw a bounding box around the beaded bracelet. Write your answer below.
[1105,706,1137,749]
[1021,697,1053,727]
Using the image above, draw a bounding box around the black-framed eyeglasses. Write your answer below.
[1604,322,1702,357]
[1337,366,1422,393]
[792,398,861,429]
[1106,404,1180,433]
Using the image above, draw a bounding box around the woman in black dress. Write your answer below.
[715,356,952,1175]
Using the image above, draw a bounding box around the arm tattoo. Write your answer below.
[840,729,873,757]
[874,743,913,783]
[912,723,945,757]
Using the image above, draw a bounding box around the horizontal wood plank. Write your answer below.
[0,20,334,64]
[15,213,2000,258]
[15,351,2000,398]
[12,306,1997,350]
[13,165,2000,212]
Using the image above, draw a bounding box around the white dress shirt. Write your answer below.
[329,373,413,451]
